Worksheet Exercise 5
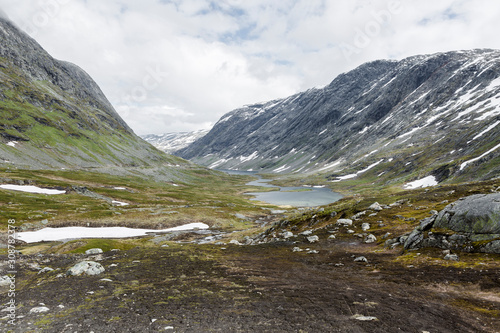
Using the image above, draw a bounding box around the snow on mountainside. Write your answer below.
[141,130,209,154]
[178,49,500,184]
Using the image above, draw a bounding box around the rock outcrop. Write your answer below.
[402,193,500,253]
[66,261,105,276]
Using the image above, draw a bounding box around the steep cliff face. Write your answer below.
[178,49,500,183]
[0,17,183,171]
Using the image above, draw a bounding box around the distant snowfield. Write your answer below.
[403,176,438,189]
[0,184,66,195]
[17,223,210,243]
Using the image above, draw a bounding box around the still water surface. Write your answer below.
[221,169,342,207]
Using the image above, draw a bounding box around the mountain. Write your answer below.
[178,49,500,183]
[0,17,186,173]
[141,130,209,154]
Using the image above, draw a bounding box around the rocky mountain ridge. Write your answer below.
[0,17,187,176]
[178,49,500,184]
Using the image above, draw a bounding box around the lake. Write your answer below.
[220,169,342,207]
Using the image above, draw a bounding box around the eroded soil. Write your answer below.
[1,237,499,333]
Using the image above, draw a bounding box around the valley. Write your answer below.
[0,13,499,333]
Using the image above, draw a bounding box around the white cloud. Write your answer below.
[1,0,500,134]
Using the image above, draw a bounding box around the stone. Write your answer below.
[351,211,367,220]
[85,248,104,255]
[0,275,13,287]
[354,256,368,263]
[328,235,336,239]
[418,216,436,231]
[444,254,459,261]
[300,230,313,236]
[292,247,303,252]
[403,229,423,250]
[433,193,500,234]
[307,235,319,243]
[67,261,105,276]
[307,250,319,254]
[38,267,54,274]
[282,231,294,239]
[361,223,370,231]
[368,202,383,211]
[365,234,377,243]
[336,219,353,226]
[480,240,500,253]
[229,239,242,245]
[30,307,50,314]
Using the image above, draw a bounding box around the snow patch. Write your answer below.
[397,127,421,139]
[209,158,228,169]
[17,223,210,243]
[112,200,129,206]
[332,159,384,182]
[472,121,499,141]
[0,185,66,195]
[460,143,500,171]
[274,164,291,173]
[6,141,17,147]
[239,151,259,163]
[318,160,342,172]
[403,176,438,189]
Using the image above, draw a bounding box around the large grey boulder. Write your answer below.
[402,193,500,254]
[85,248,104,255]
[67,261,105,276]
[433,193,500,234]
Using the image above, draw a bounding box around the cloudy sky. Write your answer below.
[1,0,500,135]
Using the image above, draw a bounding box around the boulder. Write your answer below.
[361,223,370,231]
[354,256,368,263]
[336,219,353,227]
[401,193,500,254]
[85,248,103,255]
[307,235,319,243]
[38,267,54,274]
[364,234,377,243]
[403,229,423,250]
[368,202,383,211]
[444,254,459,261]
[67,261,105,276]
[0,275,13,287]
[433,193,500,234]
[30,306,50,314]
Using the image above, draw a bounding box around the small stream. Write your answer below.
[221,169,342,207]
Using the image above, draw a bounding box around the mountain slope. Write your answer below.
[0,17,185,172]
[178,49,500,183]
[141,130,209,154]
